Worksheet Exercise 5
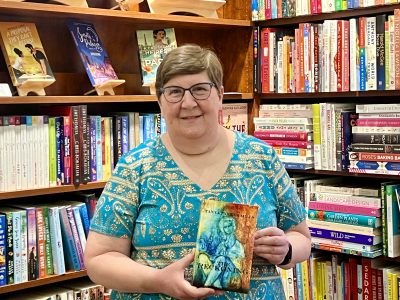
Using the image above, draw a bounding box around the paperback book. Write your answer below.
[221,103,248,134]
[135,28,177,86]
[67,20,119,86]
[192,199,258,293]
[0,22,55,86]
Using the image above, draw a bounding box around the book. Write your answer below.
[192,199,258,293]
[0,22,55,86]
[67,20,119,87]
[135,28,177,86]
[221,103,248,134]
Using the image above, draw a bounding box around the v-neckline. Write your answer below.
[160,131,237,192]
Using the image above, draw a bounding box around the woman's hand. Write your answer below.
[253,227,290,265]
[158,250,223,300]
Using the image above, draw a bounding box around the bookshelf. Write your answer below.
[0,0,253,295]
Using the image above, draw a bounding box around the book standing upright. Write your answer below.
[0,22,55,96]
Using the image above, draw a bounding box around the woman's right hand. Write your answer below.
[157,250,223,300]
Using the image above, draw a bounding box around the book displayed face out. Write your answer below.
[192,199,258,293]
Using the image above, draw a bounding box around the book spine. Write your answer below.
[63,116,71,185]
[4,212,14,284]
[43,207,53,276]
[351,144,400,153]
[72,206,86,253]
[80,105,90,184]
[308,201,381,216]
[55,117,64,186]
[66,207,85,270]
[49,207,66,275]
[58,207,80,271]
[254,130,311,140]
[262,139,312,148]
[25,208,37,281]
[19,210,27,282]
[376,15,386,90]
[71,106,81,185]
[95,116,103,181]
[12,211,21,284]
[309,227,380,245]
[282,162,313,170]
[352,133,400,144]
[311,236,380,251]
[311,192,381,208]
[307,209,380,228]
[48,117,57,187]
[307,219,380,235]
[89,116,97,182]
[36,208,46,279]
[0,215,6,286]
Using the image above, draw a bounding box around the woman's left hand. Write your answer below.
[253,227,290,265]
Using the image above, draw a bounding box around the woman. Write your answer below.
[85,44,311,299]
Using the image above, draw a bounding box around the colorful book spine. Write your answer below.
[308,201,381,216]
[59,206,80,272]
[43,207,53,276]
[309,227,382,245]
[36,208,46,279]
[95,115,103,181]
[19,210,27,282]
[66,207,85,270]
[308,209,381,228]
[49,207,65,275]
[0,214,6,286]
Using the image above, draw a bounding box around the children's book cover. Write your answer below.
[67,20,119,87]
[0,22,55,86]
[135,28,177,86]
[221,103,248,134]
[193,199,258,293]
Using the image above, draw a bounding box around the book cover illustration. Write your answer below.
[221,103,248,134]
[67,21,119,87]
[135,28,177,86]
[0,22,55,86]
[193,199,258,293]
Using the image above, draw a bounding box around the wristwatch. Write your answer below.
[278,242,292,266]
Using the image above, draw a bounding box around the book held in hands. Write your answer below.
[135,28,177,87]
[0,22,55,86]
[192,199,258,293]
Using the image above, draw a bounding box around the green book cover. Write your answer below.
[192,199,258,293]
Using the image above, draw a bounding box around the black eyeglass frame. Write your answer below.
[159,82,217,103]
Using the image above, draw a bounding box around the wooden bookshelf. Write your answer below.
[288,169,400,180]
[0,270,87,294]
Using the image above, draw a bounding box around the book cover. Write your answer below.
[221,103,248,134]
[0,22,55,86]
[192,199,258,293]
[67,20,119,87]
[135,28,177,86]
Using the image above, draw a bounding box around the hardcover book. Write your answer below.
[67,21,119,87]
[221,103,248,134]
[0,22,55,86]
[192,199,258,293]
[135,28,177,86]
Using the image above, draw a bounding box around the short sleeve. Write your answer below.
[269,149,306,231]
[89,153,140,239]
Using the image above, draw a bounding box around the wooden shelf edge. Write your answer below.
[0,270,87,294]
[0,93,253,104]
[256,3,400,26]
[0,182,107,200]
[287,169,400,180]
[260,90,400,99]
[0,2,251,28]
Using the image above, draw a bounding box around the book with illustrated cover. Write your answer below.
[135,28,177,86]
[67,21,119,87]
[0,22,55,86]
[192,199,258,293]
[221,103,248,134]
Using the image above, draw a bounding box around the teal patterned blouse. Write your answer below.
[90,131,306,300]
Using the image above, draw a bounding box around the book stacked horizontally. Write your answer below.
[349,103,400,176]
[254,104,314,170]
[306,180,383,258]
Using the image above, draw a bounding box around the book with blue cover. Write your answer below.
[67,20,119,87]
[192,199,258,293]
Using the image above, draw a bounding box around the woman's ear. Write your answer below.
[219,86,224,102]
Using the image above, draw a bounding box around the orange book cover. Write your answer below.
[0,22,55,86]
[192,199,258,293]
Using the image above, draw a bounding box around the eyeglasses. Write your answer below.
[159,82,216,103]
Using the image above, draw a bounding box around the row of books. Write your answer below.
[3,278,109,300]
[254,12,400,94]
[0,193,98,286]
[0,21,177,92]
[0,103,247,193]
[279,253,400,300]
[251,0,398,21]
[0,109,167,192]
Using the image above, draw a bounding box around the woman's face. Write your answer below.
[159,71,223,141]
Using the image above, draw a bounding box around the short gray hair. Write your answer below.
[155,44,223,99]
